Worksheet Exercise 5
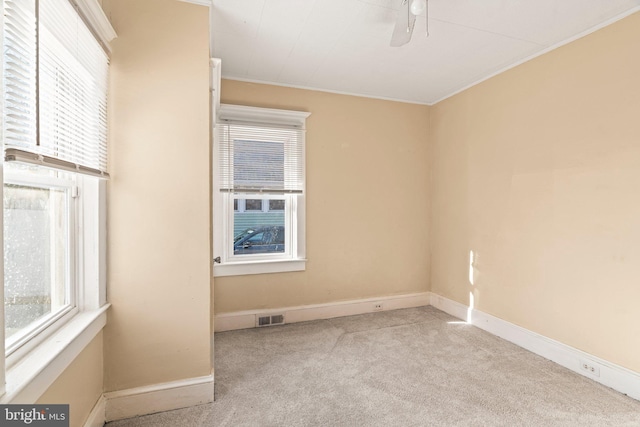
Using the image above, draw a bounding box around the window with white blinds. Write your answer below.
[216,106,309,194]
[1,0,112,396]
[213,104,310,276]
[2,0,109,176]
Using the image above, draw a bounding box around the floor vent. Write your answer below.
[256,314,285,327]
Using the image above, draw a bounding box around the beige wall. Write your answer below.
[102,0,212,391]
[430,12,640,372]
[37,333,103,427]
[215,80,431,313]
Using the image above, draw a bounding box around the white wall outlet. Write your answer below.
[579,360,601,377]
[373,303,383,311]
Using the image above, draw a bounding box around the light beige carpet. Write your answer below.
[107,306,640,426]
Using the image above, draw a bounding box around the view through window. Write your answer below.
[2,0,109,358]
[214,104,309,275]
[3,167,74,346]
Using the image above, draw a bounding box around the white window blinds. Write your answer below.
[3,0,37,150]
[216,105,310,194]
[2,0,109,176]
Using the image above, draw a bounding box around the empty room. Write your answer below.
[0,0,639,426]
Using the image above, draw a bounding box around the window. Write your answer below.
[213,105,310,276]
[3,164,75,355]
[0,0,111,397]
[268,199,285,211]
[244,199,263,211]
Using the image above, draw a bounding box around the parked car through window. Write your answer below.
[233,226,285,255]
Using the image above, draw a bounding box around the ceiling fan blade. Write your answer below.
[390,0,416,47]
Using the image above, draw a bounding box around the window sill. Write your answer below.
[1,304,110,403]
[214,259,306,277]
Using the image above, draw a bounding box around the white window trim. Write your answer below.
[1,171,108,403]
[214,259,306,277]
[73,0,117,52]
[1,305,108,403]
[224,193,301,264]
[0,0,112,401]
[213,104,309,277]
[3,168,78,360]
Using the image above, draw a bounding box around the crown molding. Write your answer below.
[178,0,213,6]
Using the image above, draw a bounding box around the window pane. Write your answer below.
[269,200,285,211]
[4,183,70,342]
[233,198,285,255]
[245,199,262,211]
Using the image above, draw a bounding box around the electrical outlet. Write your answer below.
[579,360,601,377]
[373,303,383,311]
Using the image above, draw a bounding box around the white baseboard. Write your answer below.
[214,292,431,332]
[83,394,106,427]
[430,293,640,402]
[429,293,469,321]
[104,375,214,422]
[89,292,639,424]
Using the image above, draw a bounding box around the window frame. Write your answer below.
[3,166,78,360]
[0,0,113,401]
[0,168,108,402]
[213,104,309,277]
[224,193,296,263]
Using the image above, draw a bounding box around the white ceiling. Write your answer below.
[211,0,640,105]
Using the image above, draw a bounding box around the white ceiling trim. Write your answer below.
[222,76,432,106]
[222,5,640,107]
[178,0,213,7]
[214,2,640,106]
[431,5,640,105]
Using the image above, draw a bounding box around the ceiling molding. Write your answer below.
[178,0,213,6]
[220,5,640,107]
[212,0,640,105]
[430,5,640,105]
[221,77,433,107]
